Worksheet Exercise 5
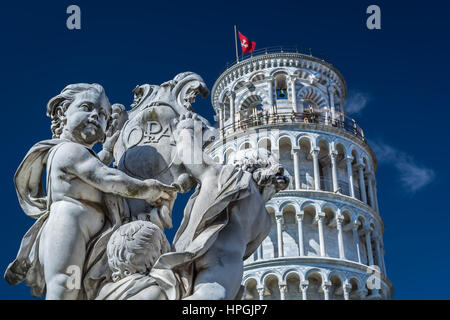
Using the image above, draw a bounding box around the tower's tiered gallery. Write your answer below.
[207,47,393,300]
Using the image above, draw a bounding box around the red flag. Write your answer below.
[238,31,256,54]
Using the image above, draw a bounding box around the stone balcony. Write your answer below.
[221,110,366,143]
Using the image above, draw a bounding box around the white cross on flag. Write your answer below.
[238,31,256,54]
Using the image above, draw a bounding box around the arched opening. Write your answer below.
[357,216,368,265]
[243,278,258,300]
[330,274,344,300]
[302,205,319,256]
[250,73,265,83]
[263,207,277,259]
[301,99,316,111]
[275,74,288,100]
[239,141,252,150]
[306,272,324,300]
[279,136,293,190]
[281,204,298,257]
[240,95,264,128]
[318,139,332,192]
[341,211,351,226]
[351,149,361,200]
[299,137,313,190]
[323,207,336,225]
[335,143,347,195]
[349,278,363,300]
[225,148,236,164]
[285,273,301,300]
[323,207,337,258]
[300,99,318,124]
[340,210,353,258]
[369,222,377,267]
[302,90,325,109]
[222,96,231,122]
[363,157,371,206]
[263,275,280,300]
[334,90,342,114]
[298,87,327,123]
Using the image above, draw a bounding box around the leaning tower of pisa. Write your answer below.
[206,47,393,300]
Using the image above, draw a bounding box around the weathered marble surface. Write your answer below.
[5,74,288,300]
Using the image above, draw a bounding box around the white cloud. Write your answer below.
[345,92,371,114]
[370,141,434,193]
[370,142,397,162]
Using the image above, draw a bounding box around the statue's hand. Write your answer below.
[106,103,128,137]
[100,104,128,159]
[144,179,178,205]
[102,131,120,153]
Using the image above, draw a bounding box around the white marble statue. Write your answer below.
[5,73,288,300]
[5,84,176,299]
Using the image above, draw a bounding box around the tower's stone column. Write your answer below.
[275,212,284,257]
[312,148,321,191]
[292,147,301,190]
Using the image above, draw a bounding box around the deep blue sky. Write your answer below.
[0,0,448,299]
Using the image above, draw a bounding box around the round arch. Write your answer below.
[269,68,292,77]
[320,202,339,214]
[316,135,332,149]
[282,269,304,282]
[304,268,326,284]
[261,271,282,286]
[243,276,260,287]
[277,134,295,148]
[327,270,345,283]
[238,140,254,150]
[297,86,328,108]
[265,204,278,214]
[249,71,268,83]
[218,89,231,105]
[231,80,248,92]
[297,135,313,150]
[339,206,356,222]
[300,200,319,213]
[235,88,269,111]
[279,201,301,214]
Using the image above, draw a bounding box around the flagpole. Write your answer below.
[234,25,239,63]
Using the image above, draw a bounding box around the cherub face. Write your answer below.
[63,89,111,147]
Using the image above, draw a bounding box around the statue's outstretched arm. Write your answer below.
[59,143,176,202]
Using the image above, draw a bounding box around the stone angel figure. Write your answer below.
[96,220,170,300]
[4,83,177,300]
[147,112,290,300]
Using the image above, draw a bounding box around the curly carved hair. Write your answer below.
[46,83,110,138]
[107,221,170,282]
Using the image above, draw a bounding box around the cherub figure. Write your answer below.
[5,83,176,299]
[96,220,170,300]
[149,112,289,300]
